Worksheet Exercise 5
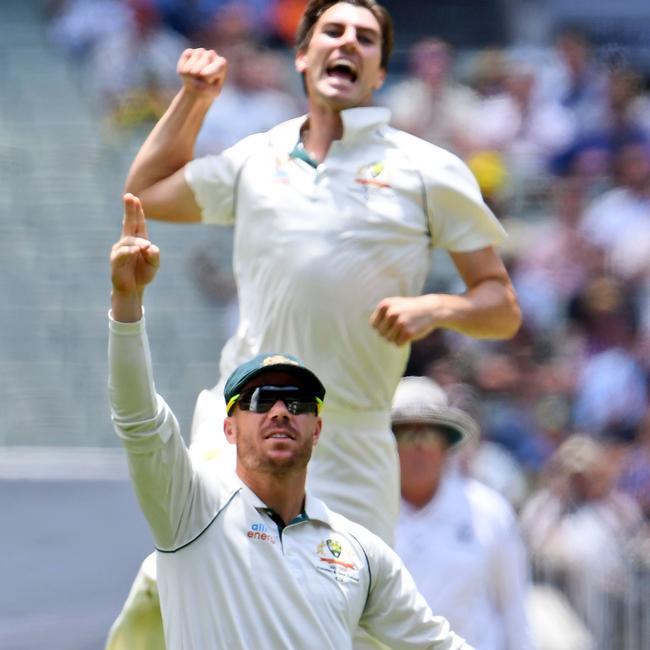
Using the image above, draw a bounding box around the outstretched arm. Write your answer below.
[111,194,160,321]
[109,194,217,550]
[124,49,228,222]
[370,246,521,346]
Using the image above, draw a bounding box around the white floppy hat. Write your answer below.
[391,376,479,447]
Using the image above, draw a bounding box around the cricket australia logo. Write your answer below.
[327,539,342,558]
[315,538,360,584]
[355,160,391,189]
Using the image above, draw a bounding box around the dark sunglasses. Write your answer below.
[226,385,322,416]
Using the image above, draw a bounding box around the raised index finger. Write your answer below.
[121,193,148,238]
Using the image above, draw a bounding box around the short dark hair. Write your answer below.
[295,0,394,70]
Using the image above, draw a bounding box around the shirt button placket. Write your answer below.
[283,530,304,582]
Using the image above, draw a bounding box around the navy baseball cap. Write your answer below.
[224,353,326,407]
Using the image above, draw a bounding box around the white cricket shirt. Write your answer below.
[186,107,506,414]
[395,469,533,650]
[109,315,472,650]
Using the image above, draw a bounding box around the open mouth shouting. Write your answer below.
[326,59,358,85]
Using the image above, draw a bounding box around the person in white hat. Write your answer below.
[392,376,534,650]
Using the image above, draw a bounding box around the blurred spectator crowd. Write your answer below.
[44,0,307,131]
[43,1,650,647]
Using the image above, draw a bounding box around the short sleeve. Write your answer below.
[425,150,507,252]
[185,132,268,225]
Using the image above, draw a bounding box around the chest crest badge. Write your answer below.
[326,538,342,558]
[355,161,391,189]
[315,538,360,583]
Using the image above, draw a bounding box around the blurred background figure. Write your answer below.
[188,1,271,51]
[155,0,275,45]
[548,63,650,189]
[381,37,480,155]
[567,275,647,436]
[616,408,650,522]
[470,58,577,184]
[46,0,131,57]
[87,0,188,129]
[579,137,650,282]
[392,376,534,650]
[521,434,648,649]
[540,26,608,136]
[510,176,600,334]
[194,40,300,156]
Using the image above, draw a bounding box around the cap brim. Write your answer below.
[237,364,326,400]
[392,407,477,448]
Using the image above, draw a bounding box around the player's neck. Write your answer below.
[238,467,308,525]
[301,104,344,163]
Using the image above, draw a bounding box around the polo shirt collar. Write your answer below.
[339,106,391,139]
[237,480,331,527]
[302,489,331,525]
[238,480,272,512]
[295,106,391,145]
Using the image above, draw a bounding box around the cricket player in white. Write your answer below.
[109,193,473,650]
[108,1,521,648]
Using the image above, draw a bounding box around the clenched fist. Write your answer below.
[177,48,228,99]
